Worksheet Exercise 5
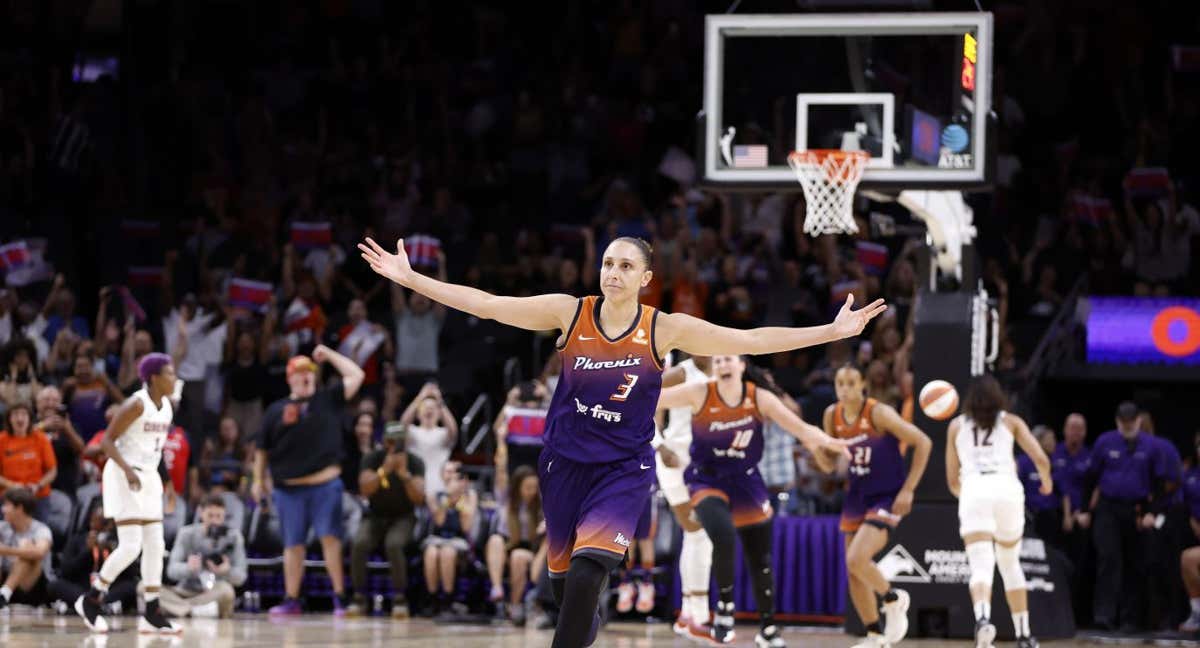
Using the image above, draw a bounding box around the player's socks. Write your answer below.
[882,590,899,604]
[1012,610,1030,638]
[865,621,883,634]
[0,586,10,603]
[974,600,990,621]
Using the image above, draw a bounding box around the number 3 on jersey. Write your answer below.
[609,373,638,402]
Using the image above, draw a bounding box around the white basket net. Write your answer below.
[787,150,869,236]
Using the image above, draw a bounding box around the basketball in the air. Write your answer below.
[919,379,959,421]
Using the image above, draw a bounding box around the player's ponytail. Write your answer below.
[742,361,783,397]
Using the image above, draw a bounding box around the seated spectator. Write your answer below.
[0,403,57,519]
[47,497,137,611]
[1019,426,1062,547]
[485,465,545,625]
[348,422,426,618]
[33,386,85,494]
[156,494,247,618]
[0,488,52,609]
[422,461,476,616]
[198,417,248,496]
[401,382,458,501]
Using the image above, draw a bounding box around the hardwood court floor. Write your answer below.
[0,610,1175,647]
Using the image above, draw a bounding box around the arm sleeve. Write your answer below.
[165,526,193,583]
[226,532,248,587]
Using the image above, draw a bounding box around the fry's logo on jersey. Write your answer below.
[708,416,754,432]
[574,398,623,423]
[572,355,642,371]
[143,421,172,434]
[713,447,747,459]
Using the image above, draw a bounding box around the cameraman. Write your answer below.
[155,494,247,618]
[347,422,425,618]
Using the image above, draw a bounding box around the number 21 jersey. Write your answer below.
[544,296,664,464]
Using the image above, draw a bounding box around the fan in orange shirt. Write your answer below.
[0,403,58,499]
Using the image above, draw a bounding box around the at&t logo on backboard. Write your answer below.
[938,124,973,169]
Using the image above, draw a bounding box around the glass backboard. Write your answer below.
[701,12,993,190]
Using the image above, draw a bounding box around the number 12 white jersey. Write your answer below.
[116,388,174,472]
[953,411,1017,481]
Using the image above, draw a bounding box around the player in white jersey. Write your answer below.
[945,376,1051,648]
[652,353,714,639]
[75,353,181,635]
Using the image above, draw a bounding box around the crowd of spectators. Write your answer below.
[0,0,1195,633]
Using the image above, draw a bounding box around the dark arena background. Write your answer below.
[0,1,1198,647]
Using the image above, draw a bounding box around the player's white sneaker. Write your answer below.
[635,581,656,613]
[139,601,183,635]
[75,595,109,633]
[754,624,787,647]
[616,582,635,613]
[849,632,889,648]
[881,589,910,643]
[974,618,996,648]
[673,612,692,636]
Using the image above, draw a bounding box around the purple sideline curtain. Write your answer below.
[671,514,847,617]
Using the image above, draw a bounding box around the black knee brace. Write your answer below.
[738,519,776,624]
[693,496,738,597]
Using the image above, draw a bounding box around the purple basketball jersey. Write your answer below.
[688,381,765,474]
[543,296,664,464]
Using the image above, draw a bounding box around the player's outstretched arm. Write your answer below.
[654,381,708,413]
[758,389,850,458]
[359,237,576,333]
[657,294,887,357]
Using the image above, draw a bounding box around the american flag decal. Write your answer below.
[733,145,768,168]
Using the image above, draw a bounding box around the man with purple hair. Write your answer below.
[74,352,181,635]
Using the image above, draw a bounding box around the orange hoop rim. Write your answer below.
[787,149,869,183]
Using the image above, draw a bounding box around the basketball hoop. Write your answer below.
[787,150,869,236]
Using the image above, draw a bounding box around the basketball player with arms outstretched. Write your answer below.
[657,355,848,647]
[654,353,715,639]
[359,236,886,648]
[825,364,931,648]
[74,353,181,634]
[946,376,1050,648]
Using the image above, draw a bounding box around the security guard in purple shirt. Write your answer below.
[1052,413,1093,626]
[1081,402,1173,632]
[1139,410,1187,632]
[1019,426,1063,547]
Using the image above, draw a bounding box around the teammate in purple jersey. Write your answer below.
[359,235,886,648]
[657,355,848,646]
